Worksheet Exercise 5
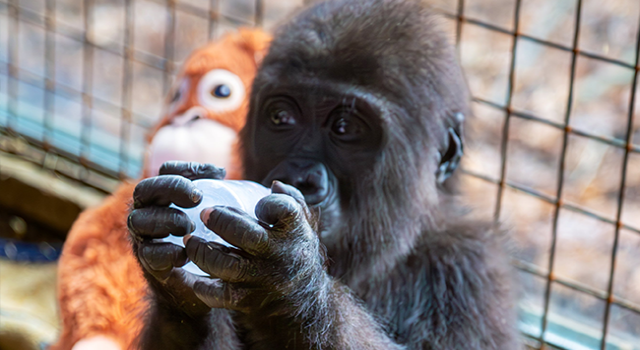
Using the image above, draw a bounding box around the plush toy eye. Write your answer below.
[197,69,245,113]
[212,84,231,98]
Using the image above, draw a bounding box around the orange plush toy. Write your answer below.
[51,29,271,350]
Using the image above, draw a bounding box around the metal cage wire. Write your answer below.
[0,0,269,192]
[448,0,640,349]
[1,0,639,349]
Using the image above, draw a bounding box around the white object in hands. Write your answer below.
[163,179,271,276]
[72,335,121,350]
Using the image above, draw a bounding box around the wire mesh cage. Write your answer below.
[1,0,640,349]
[437,0,640,349]
[0,0,303,192]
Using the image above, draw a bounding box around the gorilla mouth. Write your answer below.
[308,182,338,210]
[260,159,338,208]
[294,172,330,206]
[262,175,338,211]
[313,186,342,243]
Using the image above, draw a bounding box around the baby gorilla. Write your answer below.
[128,0,519,349]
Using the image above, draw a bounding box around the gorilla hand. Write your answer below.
[128,161,226,317]
[184,181,329,317]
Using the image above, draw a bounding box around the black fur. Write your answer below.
[131,0,519,349]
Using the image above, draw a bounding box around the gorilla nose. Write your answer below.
[270,159,330,206]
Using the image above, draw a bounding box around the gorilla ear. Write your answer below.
[436,114,464,184]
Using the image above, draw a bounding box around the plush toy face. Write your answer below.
[144,29,271,178]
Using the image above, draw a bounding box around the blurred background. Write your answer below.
[0,0,639,349]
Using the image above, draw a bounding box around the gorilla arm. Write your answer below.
[365,222,518,349]
[127,171,399,350]
[127,163,241,350]
[184,191,517,349]
[129,172,517,350]
[182,182,402,350]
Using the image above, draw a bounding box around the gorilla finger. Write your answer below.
[255,193,305,228]
[192,277,248,311]
[138,242,188,281]
[270,180,315,220]
[162,268,211,314]
[270,181,306,207]
[159,161,226,180]
[200,206,270,254]
[133,175,202,209]
[128,207,195,238]
[184,236,255,282]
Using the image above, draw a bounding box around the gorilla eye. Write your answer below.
[332,118,349,135]
[270,109,296,126]
[329,111,367,143]
[212,84,231,98]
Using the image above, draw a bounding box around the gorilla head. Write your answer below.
[241,0,469,265]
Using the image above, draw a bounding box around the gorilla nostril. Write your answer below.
[263,159,331,206]
[292,174,328,206]
[295,181,320,196]
[300,188,328,206]
[297,183,314,193]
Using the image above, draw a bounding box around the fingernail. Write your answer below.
[191,188,203,203]
[271,180,286,193]
[189,220,196,233]
[127,213,139,234]
[200,207,213,224]
[140,246,160,270]
[141,245,152,256]
[183,234,192,245]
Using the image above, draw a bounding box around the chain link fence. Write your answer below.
[1,0,639,349]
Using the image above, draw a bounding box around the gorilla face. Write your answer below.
[245,81,386,233]
[240,0,470,247]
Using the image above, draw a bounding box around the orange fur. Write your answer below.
[52,183,144,350]
[144,28,271,180]
[51,29,270,350]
